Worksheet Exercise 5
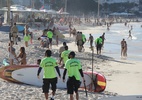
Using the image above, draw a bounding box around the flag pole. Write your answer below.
[65,0,67,12]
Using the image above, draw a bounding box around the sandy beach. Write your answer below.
[0,23,142,100]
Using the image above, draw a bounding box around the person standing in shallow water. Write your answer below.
[121,39,127,57]
[88,34,94,48]
[123,41,127,57]
[37,50,61,100]
[128,30,132,40]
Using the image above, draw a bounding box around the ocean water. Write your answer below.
[85,22,142,61]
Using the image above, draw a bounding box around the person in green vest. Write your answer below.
[47,29,53,49]
[37,50,61,100]
[59,46,70,68]
[95,36,103,55]
[62,51,85,100]
[82,32,86,51]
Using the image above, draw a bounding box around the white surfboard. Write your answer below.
[11,67,92,88]
[99,95,142,100]
[54,24,69,31]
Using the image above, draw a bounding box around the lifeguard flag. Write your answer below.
[58,8,63,14]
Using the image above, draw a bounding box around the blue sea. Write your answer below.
[85,22,142,61]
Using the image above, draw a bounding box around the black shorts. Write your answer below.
[42,77,57,93]
[96,44,102,50]
[48,38,52,43]
[67,76,81,94]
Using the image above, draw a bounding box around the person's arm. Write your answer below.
[55,66,61,77]
[79,69,84,77]
[79,69,85,82]
[59,52,63,64]
[62,69,67,82]
[37,67,42,79]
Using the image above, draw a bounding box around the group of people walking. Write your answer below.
[37,49,85,100]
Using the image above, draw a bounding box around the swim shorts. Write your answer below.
[42,77,57,93]
[67,76,81,94]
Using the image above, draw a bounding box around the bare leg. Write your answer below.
[44,93,48,100]
[56,36,58,46]
[10,59,13,65]
[76,92,79,100]
[70,94,74,100]
[25,41,28,47]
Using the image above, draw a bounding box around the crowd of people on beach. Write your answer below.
[7,18,90,100]
[5,14,142,100]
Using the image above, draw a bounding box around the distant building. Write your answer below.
[100,0,139,4]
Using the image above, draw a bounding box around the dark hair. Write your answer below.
[14,23,16,25]
[45,50,52,57]
[64,46,68,50]
[38,37,41,40]
[63,42,66,46]
[20,47,25,53]
[8,41,14,46]
[69,51,75,58]
[37,59,41,64]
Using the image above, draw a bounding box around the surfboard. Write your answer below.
[54,30,65,39]
[84,71,106,92]
[54,24,69,31]
[11,67,92,88]
[0,65,106,92]
[0,25,24,32]
[99,95,142,100]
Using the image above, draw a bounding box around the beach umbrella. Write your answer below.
[60,12,69,15]
[46,10,57,14]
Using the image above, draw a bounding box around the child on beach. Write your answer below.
[8,41,18,65]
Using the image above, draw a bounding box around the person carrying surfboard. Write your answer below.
[59,46,70,68]
[63,51,85,100]
[37,50,61,100]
